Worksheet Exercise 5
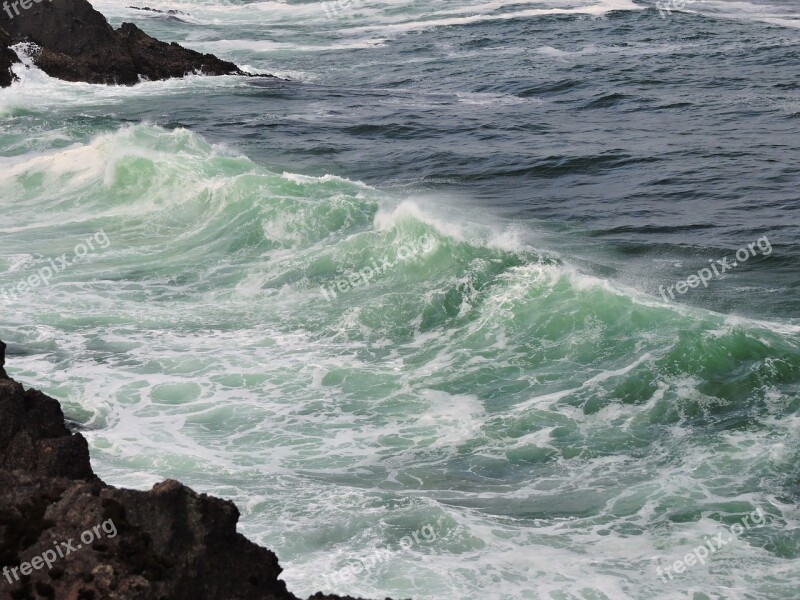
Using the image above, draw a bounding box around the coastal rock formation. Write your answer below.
[0,340,378,600]
[128,6,188,17]
[0,0,253,86]
[0,26,17,86]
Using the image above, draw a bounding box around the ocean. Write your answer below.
[1,1,799,598]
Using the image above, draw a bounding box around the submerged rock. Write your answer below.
[0,0,262,86]
[0,340,384,600]
[128,6,188,16]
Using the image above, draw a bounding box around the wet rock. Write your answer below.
[0,0,263,86]
[0,340,383,600]
[0,27,17,88]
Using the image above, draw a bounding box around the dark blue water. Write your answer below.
[100,3,800,319]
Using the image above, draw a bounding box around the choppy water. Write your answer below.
[1,1,799,599]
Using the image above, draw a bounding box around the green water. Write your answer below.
[1,123,798,599]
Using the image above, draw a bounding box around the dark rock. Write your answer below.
[0,379,96,481]
[0,339,7,379]
[128,6,187,16]
[0,26,18,87]
[0,472,294,599]
[0,0,262,86]
[0,339,383,600]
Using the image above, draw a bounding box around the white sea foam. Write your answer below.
[2,121,798,600]
[667,0,800,29]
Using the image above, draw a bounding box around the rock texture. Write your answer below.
[0,26,17,87]
[0,0,256,86]
[0,340,379,600]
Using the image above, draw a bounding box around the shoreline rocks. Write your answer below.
[0,340,382,600]
[0,0,268,87]
[0,26,16,86]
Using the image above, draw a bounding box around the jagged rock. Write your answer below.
[0,340,384,600]
[0,378,96,481]
[0,26,17,87]
[0,0,265,86]
[0,339,7,379]
[0,472,293,599]
[128,6,187,16]
[0,341,95,481]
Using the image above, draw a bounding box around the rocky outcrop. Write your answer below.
[0,0,260,86]
[128,6,187,16]
[0,340,377,600]
[0,26,17,87]
[0,376,95,481]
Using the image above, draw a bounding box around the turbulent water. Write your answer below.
[1,1,799,599]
